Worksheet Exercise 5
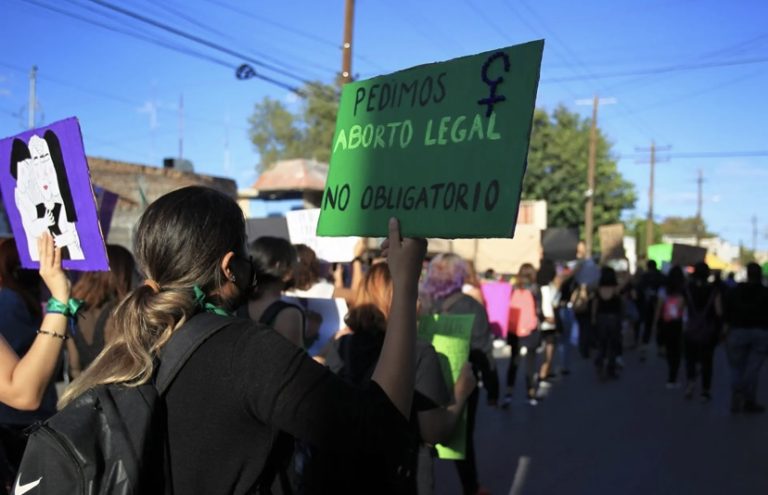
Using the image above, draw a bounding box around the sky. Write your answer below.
[0,0,766,251]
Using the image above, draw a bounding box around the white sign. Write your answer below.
[286,208,359,263]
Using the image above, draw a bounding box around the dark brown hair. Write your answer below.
[293,244,322,291]
[61,186,246,406]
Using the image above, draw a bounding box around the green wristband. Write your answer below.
[46,297,85,318]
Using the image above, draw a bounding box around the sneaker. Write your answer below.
[500,393,513,410]
[744,401,766,414]
[538,380,552,389]
[666,382,681,390]
[528,397,539,406]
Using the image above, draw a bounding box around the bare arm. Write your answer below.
[418,362,476,445]
[0,233,70,410]
[371,219,426,418]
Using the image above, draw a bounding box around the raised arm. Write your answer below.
[0,233,70,410]
[371,218,426,417]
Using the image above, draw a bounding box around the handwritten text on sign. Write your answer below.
[317,40,544,238]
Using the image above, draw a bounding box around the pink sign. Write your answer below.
[481,281,512,338]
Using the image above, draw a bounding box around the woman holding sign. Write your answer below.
[57,186,427,494]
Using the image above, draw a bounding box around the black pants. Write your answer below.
[594,314,622,375]
[576,311,592,358]
[641,296,657,345]
[454,386,479,495]
[470,349,499,403]
[662,320,683,383]
[506,333,538,393]
[685,337,716,392]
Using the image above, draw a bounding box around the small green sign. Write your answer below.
[418,313,474,460]
[317,40,544,238]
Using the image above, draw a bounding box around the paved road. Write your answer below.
[434,343,768,495]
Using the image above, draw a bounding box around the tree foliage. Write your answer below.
[248,82,340,172]
[659,216,715,238]
[523,106,636,237]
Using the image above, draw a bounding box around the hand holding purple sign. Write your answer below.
[1,118,108,271]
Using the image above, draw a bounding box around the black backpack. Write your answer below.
[14,312,234,495]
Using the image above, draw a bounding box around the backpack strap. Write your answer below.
[155,312,237,395]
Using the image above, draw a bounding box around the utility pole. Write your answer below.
[635,141,671,258]
[753,215,758,254]
[576,95,616,255]
[340,0,355,84]
[695,169,703,246]
[28,66,37,129]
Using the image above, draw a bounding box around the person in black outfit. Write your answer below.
[592,267,623,379]
[725,262,768,413]
[57,186,428,494]
[683,262,722,401]
[653,266,687,388]
[638,260,665,360]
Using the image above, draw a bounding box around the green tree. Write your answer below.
[659,216,715,238]
[248,82,340,172]
[523,106,636,242]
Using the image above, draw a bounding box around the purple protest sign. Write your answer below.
[481,281,512,338]
[94,186,119,239]
[0,117,109,271]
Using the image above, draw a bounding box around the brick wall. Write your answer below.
[88,157,237,250]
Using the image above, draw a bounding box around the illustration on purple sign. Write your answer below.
[0,117,109,271]
[10,131,83,261]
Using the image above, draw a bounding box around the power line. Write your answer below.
[541,56,768,84]
[20,0,236,70]
[82,0,307,90]
[148,0,336,78]
[619,150,768,160]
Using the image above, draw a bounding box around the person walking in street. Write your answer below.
[725,262,768,413]
[683,262,722,402]
[638,260,665,360]
[503,263,540,406]
[420,253,497,495]
[653,266,687,388]
[592,267,623,379]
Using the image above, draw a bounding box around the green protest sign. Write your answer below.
[317,40,544,238]
[417,313,474,460]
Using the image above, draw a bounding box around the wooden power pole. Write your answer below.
[577,95,615,255]
[635,141,670,258]
[695,169,703,246]
[340,0,355,84]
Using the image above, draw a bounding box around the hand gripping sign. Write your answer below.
[317,40,544,239]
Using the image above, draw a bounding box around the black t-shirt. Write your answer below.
[726,283,768,329]
[164,320,410,495]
